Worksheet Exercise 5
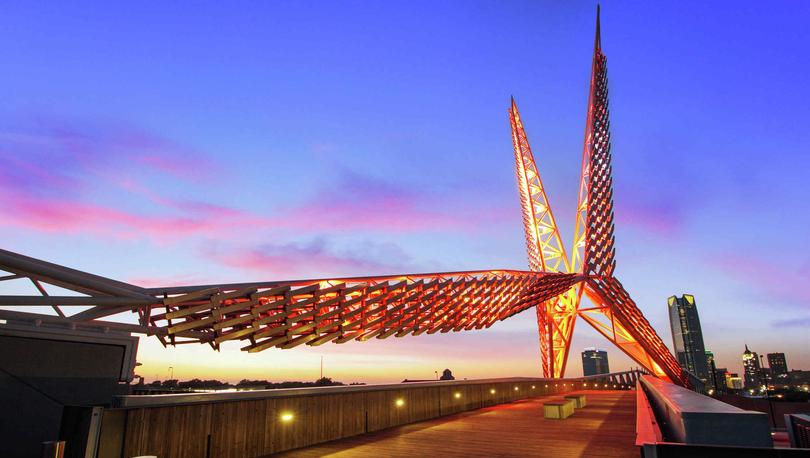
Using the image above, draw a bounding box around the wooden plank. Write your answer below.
[165,302,213,320]
[275,390,637,457]
[168,316,216,334]
[163,287,219,306]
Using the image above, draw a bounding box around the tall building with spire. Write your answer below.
[667,294,709,382]
[742,345,763,391]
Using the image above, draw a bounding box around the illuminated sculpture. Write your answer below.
[0,7,686,386]
[509,7,683,383]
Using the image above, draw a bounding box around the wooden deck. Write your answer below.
[274,390,637,457]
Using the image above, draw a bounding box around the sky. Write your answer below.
[1,1,808,384]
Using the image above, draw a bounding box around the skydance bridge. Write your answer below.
[0,8,685,387]
[3,9,795,458]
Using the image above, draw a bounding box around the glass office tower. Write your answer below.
[667,294,709,382]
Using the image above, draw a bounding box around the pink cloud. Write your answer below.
[1,117,214,188]
[273,170,508,233]
[133,154,214,182]
[0,118,269,242]
[201,239,413,279]
[1,118,510,245]
[612,180,688,237]
[0,184,274,243]
[708,252,810,306]
[770,317,810,328]
[616,200,682,235]
[0,166,484,243]
[128,274,213,288]
[279,199,467,232]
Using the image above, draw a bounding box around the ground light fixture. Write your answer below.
[454,392,461,399]
[280,412,294,423]
[395,398,405,407]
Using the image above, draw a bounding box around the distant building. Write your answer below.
[767,353,788,378]
[715,367,729,394]
[440,369,455,381]
[760,367,772,385]
[742,345,763,391]
[726,372,743,390]
[705,351,717,391]
[789,370,810,389]
[667,295,709,382]
[582,348,610,376]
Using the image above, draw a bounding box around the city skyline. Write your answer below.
[2,2,810,384]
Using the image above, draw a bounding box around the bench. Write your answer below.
[565,394,587,408]
[543,399,575,419]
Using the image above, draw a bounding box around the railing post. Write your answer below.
[41,441,65,458]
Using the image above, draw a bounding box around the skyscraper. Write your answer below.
[742,345,763,391]
[726,372,743,390]
[581,348,610,376]
[705,350,717,391]
[767,353,788,378]
[667,294,709,382]
[715,367,728,394]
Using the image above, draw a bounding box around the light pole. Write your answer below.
[759,354,775,428]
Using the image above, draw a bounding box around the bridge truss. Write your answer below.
[0,7,687,386]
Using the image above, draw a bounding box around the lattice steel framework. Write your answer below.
[507,6,685,384]
[509,99,582,379]
[0,249,579,351]
[0,6,687,386]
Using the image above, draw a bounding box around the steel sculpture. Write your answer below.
[0,6,687,386]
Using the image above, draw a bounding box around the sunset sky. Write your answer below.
[1,1,809,384]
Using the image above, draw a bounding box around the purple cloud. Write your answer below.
[770,317,810,328]
[201,238,415,279]
[614,181,685,236]
[709,253,810,307]
[274,169,511,233]
[0,119,513,245]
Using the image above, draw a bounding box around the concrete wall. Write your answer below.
[0,325,137,458]
[640,375,772,448]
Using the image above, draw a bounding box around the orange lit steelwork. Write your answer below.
[0,250,579,353]
[0,6,687,386]
[507,6,685,385]
[147,269,579,351]
[509,99,581,379]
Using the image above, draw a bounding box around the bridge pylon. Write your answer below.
[509,5,686,385]
[508,99,581,379]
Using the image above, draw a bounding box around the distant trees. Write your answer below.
[236,379,269,387]
[178,379,230,390]
[141,377,359,391]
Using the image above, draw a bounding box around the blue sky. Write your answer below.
[1,1,808,383]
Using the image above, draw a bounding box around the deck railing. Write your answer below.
[79,375,631,458]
